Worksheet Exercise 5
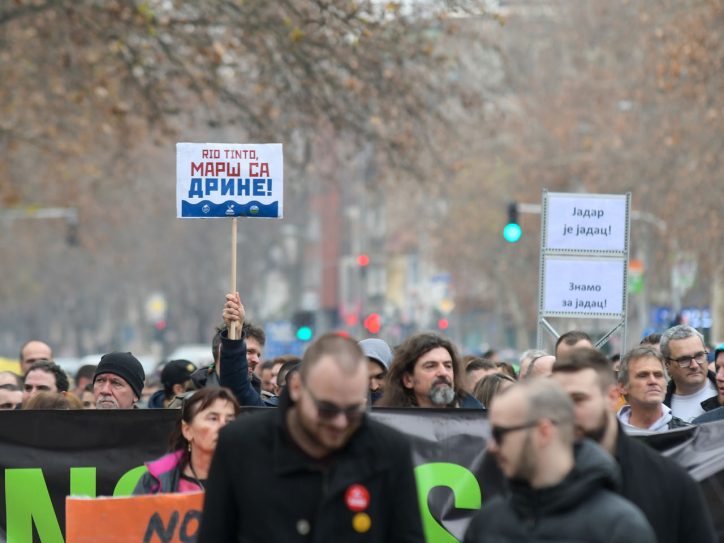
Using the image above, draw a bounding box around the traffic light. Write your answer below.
[363,313,382,334]
[437,318,449,330]
[292,310,315,342]
[357,254,370,267]
[503,202,522,243]
[153,319,167,342]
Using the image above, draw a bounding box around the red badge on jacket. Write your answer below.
[345,484,370,512]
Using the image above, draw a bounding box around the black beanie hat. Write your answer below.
[94,352,145,399]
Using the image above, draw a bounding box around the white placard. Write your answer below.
[176,143,283,219]
[545,193,627,252]
[542,256,625,315]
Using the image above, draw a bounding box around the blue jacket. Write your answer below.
[219,330,276,407]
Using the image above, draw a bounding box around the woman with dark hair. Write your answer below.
[133,387,240,494]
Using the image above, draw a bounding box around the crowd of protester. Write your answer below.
[2,292,723,541]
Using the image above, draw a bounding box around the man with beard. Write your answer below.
[376,332,482,408]
[552,347,716,543]
[464,379,655,543]
[199,333,423,542]
[359,338,393,405]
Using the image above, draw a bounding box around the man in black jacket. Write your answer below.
[198,333,424,542]
[464,379,655,543]
[553,347,716,543]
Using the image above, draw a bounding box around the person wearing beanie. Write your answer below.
[148,359,197,409]
[93,352,146,409]
[359,338,393,405]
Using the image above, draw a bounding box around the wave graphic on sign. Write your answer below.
[182,200,279,218]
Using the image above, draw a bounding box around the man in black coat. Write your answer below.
[198,333,424,542]
[464,379,655,543]
[553,347,717,543]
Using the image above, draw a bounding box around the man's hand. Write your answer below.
[222,292,245,340]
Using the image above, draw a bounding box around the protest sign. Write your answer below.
[537,190,631,349]
[66,492,203,543]
[176,143,283,219]
[176,142,283,336]
[545,193,628,253]
[542,256,626,316]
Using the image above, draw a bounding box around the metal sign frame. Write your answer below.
[537,190,631,351]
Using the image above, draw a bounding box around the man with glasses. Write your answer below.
[199,333,423,542]
[552,347,716,543]
[464,379,655,543]
[693,345,724,423]
[661,325,717,422]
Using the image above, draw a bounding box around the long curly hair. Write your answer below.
[377,332,465,407]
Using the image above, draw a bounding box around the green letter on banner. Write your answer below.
[113,466,147,496]
[5,468,64,543]
[70,467,97,497]
[415,463,482,543]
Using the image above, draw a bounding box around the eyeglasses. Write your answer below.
[667,351,708,368]
[305,387,367,422]
[490,420,542,445]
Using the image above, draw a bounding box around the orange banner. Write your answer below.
[66,492,204,543]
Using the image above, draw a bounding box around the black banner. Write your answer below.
[1,409,723,542]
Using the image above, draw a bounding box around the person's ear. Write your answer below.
[537,419,555,445]
[181,420,192,442]
[288,372,302,402]
[605,384,620,411]
[618,381,629,397]
[402,372,414,390]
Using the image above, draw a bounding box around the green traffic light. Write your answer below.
[503,223,522,243]
[296,326,313,341]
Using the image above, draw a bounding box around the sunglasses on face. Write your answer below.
[305,387,367,422]
[490,420,540,445]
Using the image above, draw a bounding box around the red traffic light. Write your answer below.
[363,313,381,334]
[154,320,167,331]
[437,318,449,330]
[357,254,370,267]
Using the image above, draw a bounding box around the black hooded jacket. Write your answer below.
[463,439,656,543]
[615,426,717,543]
